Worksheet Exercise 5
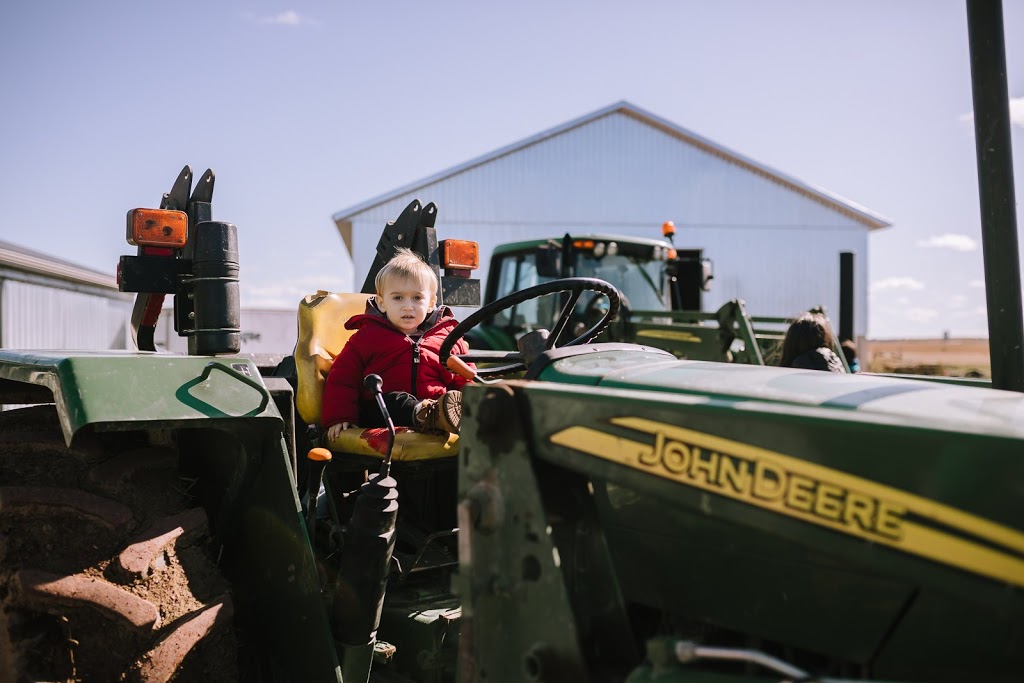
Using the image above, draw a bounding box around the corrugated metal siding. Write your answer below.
[351,113,862,227]
[155,308,298,355]
[1,280,132,349]
[349,111,871,338]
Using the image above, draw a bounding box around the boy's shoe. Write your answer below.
[414,390,462,435]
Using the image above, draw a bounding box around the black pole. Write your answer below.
[677,249,706,311]
[839,252,855,343]
[966,0,1024,391]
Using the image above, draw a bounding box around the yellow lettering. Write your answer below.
[753,461,787,501]
[589,423,932,550]
[786,475,815,512]
[844,492,875,532]
[718,455,752,495]
[876,502,906,539]
[814,483,844,521]
[639,433,662,467]
[689,448,719,484]
[661,439,690,475]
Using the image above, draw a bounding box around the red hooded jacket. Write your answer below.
[320,302,470,428]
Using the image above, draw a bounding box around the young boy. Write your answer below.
[321,248,469,441]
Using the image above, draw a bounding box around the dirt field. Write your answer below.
[863,338,990,377]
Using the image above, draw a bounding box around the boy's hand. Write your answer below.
[326,422,355,441]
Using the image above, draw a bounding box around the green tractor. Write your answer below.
[473,231,847,368]
[1,168,1021,682]
[1,3,1021,681]
[0,166,341,682]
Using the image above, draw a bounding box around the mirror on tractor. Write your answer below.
[535,243,562,278]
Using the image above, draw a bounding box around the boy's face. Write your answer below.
[377,275,436,334]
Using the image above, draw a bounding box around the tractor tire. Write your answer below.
[0,405,238,682]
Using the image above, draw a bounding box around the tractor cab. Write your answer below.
[475,234,697,350]
[475,232,844,368]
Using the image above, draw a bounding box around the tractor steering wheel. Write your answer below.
[439,277,622,378]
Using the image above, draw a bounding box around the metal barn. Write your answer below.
[0,240,132,350]
[332,101,890,340]
[0,240,299,355]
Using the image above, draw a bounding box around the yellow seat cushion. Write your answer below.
[294,290,458,461]
[328,426,459,462]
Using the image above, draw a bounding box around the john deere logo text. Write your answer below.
[549,416,1024,588]
[637,429,904,540]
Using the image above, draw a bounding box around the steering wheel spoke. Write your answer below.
[548,290,584,348]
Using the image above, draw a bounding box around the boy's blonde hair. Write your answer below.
[375,247,438,297]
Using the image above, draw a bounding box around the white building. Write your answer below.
[1,239,297,355]
[0,240,132,349]
[154,307,297,356]
[332,101,890,340]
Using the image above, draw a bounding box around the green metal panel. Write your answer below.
[502,355,1024,681]
[535,349,1024,440]
[466,324,517,352]
[454,383,593,682]
[182,423,342,682]
[0,350,279,441]
[614,318,730,361]
[0,348,343,681]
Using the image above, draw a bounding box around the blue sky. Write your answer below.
[1,1,1022,340]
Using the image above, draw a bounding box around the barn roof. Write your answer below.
[0,239,118,289]
[332,100,892,231]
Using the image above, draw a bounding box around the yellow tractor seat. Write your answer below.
[294,290,459,462]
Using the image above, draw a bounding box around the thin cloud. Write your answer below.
[244,10,318,26]
[968,279,985,288]
[245,274,351,308]
[302,250,343,269]
[959,96,1024,128]
[906,307,938,324]
[870,276,925,293]
[915,233,977,252]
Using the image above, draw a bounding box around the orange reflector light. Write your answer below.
[662,221,676,238]
[442,240,479,270]
[667,248,678,260]
[572,240,595,249]
[308,447,333,462]
[126,208,187,248]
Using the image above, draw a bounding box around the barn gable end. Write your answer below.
[333,101,890,339]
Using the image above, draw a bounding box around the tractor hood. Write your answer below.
[503,344,1024,679]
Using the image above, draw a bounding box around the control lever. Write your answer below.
[364,374,396,476]
[446,355,501,384]
[333,374,400,649]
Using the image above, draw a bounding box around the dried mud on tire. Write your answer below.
[0,405,238,682]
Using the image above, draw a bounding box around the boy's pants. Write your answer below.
[359,391,419,429]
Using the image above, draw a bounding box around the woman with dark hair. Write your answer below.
[780,312,845,372]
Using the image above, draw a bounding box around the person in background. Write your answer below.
[321,248,469,439]
[841,339,861,373]
[780,312,845,373]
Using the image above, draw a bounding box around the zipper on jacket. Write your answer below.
[410,337,421,391]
